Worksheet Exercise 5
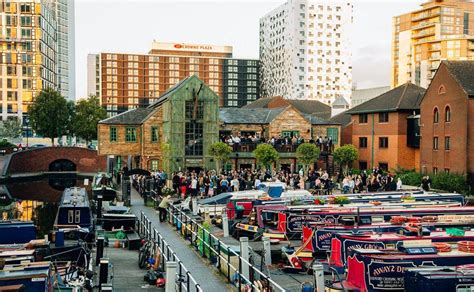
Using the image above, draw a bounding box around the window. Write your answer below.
[445,168,450,174]
[110,127,117,142]
[379,137,389,148]
[150,160,159,171]
[379,163,388,171]
[151,126,159,143]
[68,210,74,223]
[445,106,451,122]
[282,131,300,137]
[185,101,204,120]
[445,136,450,150]
[379,112,389,123]
[433,167,438,174]
[359,161,368,170]
[433,137,439,150]
[433,108,439,123]
[185,123,203,156]
[326,128,339,144]
[359,137,368,148]
[75,210,81,223]
[359,114,368,124]
[125,127,137,142]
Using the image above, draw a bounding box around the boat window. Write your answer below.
[68,210,74,223]
[75,210,81,224]
[371,216,384,223]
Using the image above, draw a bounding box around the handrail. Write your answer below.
[167,204,287,292]
[137,212,203,292]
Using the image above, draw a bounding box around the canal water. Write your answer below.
[0,175,91,237]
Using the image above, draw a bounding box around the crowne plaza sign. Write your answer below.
[151,41,233,54]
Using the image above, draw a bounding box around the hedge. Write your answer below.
[395,168,471,195]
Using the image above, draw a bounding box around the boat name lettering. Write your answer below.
[373,265,406,276]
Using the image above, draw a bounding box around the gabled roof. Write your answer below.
[332,96,349,107]
[345,83,425,115]
[243,96,331,119]
[443,61,474,96]
[219,108,285,124]
[148,75,192,108]
[99,108,155,125]
[352,86,390,102]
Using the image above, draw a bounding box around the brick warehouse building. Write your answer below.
[344,83,425,171]
[97,75,341,173]
[420,60,474,188]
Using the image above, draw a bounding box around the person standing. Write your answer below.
[158,195,172,222]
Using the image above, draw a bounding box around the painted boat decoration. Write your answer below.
[92,172,117,201]
[54,187,93,230]
[328,243,474,292]
[329,228,474,272]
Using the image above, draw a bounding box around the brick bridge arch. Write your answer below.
[5,147,107,175]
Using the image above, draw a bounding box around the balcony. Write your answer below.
[228,142,334,155]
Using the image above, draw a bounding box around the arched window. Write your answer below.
[445,106,451,122]
[433,107,439,123]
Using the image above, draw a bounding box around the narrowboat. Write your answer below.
[0,262,52,291]
[329,228,474,273]
[54,187,93,230]
[254,203,474,236]
[0,221,36,244]
[328,243,474,292]
[92,172,117,201]
[404,265,474,292]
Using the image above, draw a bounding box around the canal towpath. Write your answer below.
[128,187,231,291]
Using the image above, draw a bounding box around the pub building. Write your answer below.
[98,75,341,173]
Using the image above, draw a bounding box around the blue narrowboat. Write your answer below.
[0,221,36,244]
[54,187,93,230]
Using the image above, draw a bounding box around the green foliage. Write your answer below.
[73,95,107,144]
[0,139,15,148]
[333,144,359,175]
[208,141,232,172]
[253,144,279,171]
[0,117,22,141]
[28,88,70,145]
[160,142,171,172]
[333,196,350,205]
[296,143,320,174]
[162,187,176,196]
[432,172,469,195]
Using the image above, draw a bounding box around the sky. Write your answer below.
[74,0,422,98]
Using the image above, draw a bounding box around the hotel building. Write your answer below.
[392,0,474,89]
[0,0,58,122]
[88,41,260,116]
[259,0,353,104]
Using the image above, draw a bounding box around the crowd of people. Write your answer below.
[130,166,416,204]
[221,133,334,152]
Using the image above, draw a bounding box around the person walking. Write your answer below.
[158,195,172,222]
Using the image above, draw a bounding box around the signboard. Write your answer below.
[367,260,416,290]
[343,239,385,261]
[315,229,335,250]
[286,214,338,233]
[151,41,233,54]
[185,158,203,165]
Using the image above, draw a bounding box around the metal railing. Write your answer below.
[137,212,203,292]
[167,204,287,292]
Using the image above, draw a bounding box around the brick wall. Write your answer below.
[420,63,469,175]
[7,147,107,175]
[97,123,142,156]
[269,107,312,140]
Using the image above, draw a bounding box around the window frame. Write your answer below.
[359,114,368,124]
[433,136,439,150]
[110,127,117,142]
[125,127,137,143]
[151,126,159,143]
[379,112,389,123]
[445,136,450,150]
[359,137,368,148]
[445,106,451,122]
[379,137,389,148]
[433,107,439,123]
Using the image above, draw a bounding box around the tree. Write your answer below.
[333,144,359,176]
[28,88,70,146]
[0,117,22,141]
[253,144,279,171]
[296,143,321,176]
[73,95,107,145]
[209,142,232,173]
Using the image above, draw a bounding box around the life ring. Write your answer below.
[433,242,451,252]
[458,241,474,253]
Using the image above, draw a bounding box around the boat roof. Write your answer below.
[60,187,89,208]
[341,230,474,241]
[355,248,474,260]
